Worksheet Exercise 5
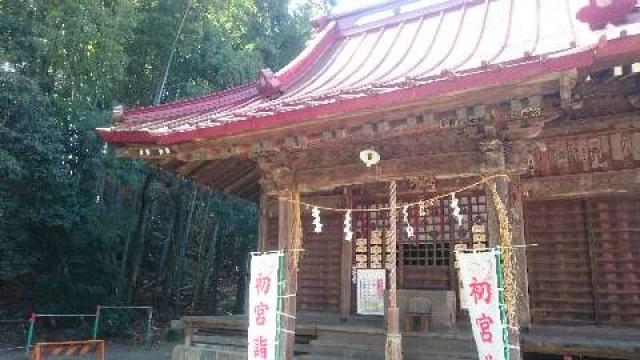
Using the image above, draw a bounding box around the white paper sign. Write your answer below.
[356,269,386,315]
[248,253,280,360]
[458,251,506,360]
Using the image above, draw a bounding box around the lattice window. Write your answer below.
[352,193,487,270]
[401,193,487,267]
[402,243,450,266]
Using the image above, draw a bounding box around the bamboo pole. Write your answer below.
[496,250,511,360]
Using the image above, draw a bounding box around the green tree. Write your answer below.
[1,0,320,320]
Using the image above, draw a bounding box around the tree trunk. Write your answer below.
[209,228,225,314]
[233,238,249,314]
[157,211,175,282]
[190,195,213,311]
[194,218,219,309]
[128,198,157,302]
[118,173,150,295]
[154,0,192,105]
[172,187,197,312]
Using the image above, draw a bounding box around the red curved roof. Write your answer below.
[99,0,640,145]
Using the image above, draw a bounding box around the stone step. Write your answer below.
[404,348,477,360]
[296,350,477,360]
[192,334,248,347]
[303,346,385,360]
[310,334,475,352]
[304,329,477,360]
[172,344,247,360]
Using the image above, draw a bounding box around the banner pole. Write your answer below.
[145,308,153,345]
[25,313,36,356]
[496,249,511,360]
[93,306,101,340]
[276,252,285,359]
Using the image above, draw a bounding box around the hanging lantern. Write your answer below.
[359,148,381,167]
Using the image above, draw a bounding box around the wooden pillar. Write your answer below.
[385,180,402,360]
[492,175,523,360]
[278,189,298,360]
[341,187,353,320]
[184,320,193,346]
[482,139,526,360]
[258,192,269,252]
[509,176,531,329]
[97,341,105,360]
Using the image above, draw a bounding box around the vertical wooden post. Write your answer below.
[184,320,193,346]
[341,187,353,320]
[97,341,105,360]
[278,189,298,360]
[509,177,531,329]
[385,180,402,360]
[31,343,41,360]
[483,139,524,360]
[258,192,269,252]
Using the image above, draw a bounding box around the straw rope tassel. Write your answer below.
[291,191,303,268]
[488,182,518,329]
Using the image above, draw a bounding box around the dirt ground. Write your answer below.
[0,342,175,360]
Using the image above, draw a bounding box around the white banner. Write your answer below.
[458,251,506,360]
[248,253,280,360]
[356,269,386,315]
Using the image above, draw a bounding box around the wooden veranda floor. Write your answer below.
[521,324,640,359]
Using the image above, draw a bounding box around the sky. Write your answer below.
[291,0,446,17]
[290,0,389,15]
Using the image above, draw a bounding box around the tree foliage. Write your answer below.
[0,0,318,319]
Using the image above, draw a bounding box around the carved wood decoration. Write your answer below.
[529,130,640,177]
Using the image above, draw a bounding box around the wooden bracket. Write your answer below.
[560,69,578,110]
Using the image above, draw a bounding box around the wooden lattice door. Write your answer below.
[586,198,640,325]
[525,199,596,324]
[525,196,640,325]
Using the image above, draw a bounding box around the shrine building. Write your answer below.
[98,0,640,359]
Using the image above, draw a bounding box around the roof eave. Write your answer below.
[98,33,640,147]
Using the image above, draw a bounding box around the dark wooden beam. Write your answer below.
[522,168,640,200]
[296,152,492,192]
